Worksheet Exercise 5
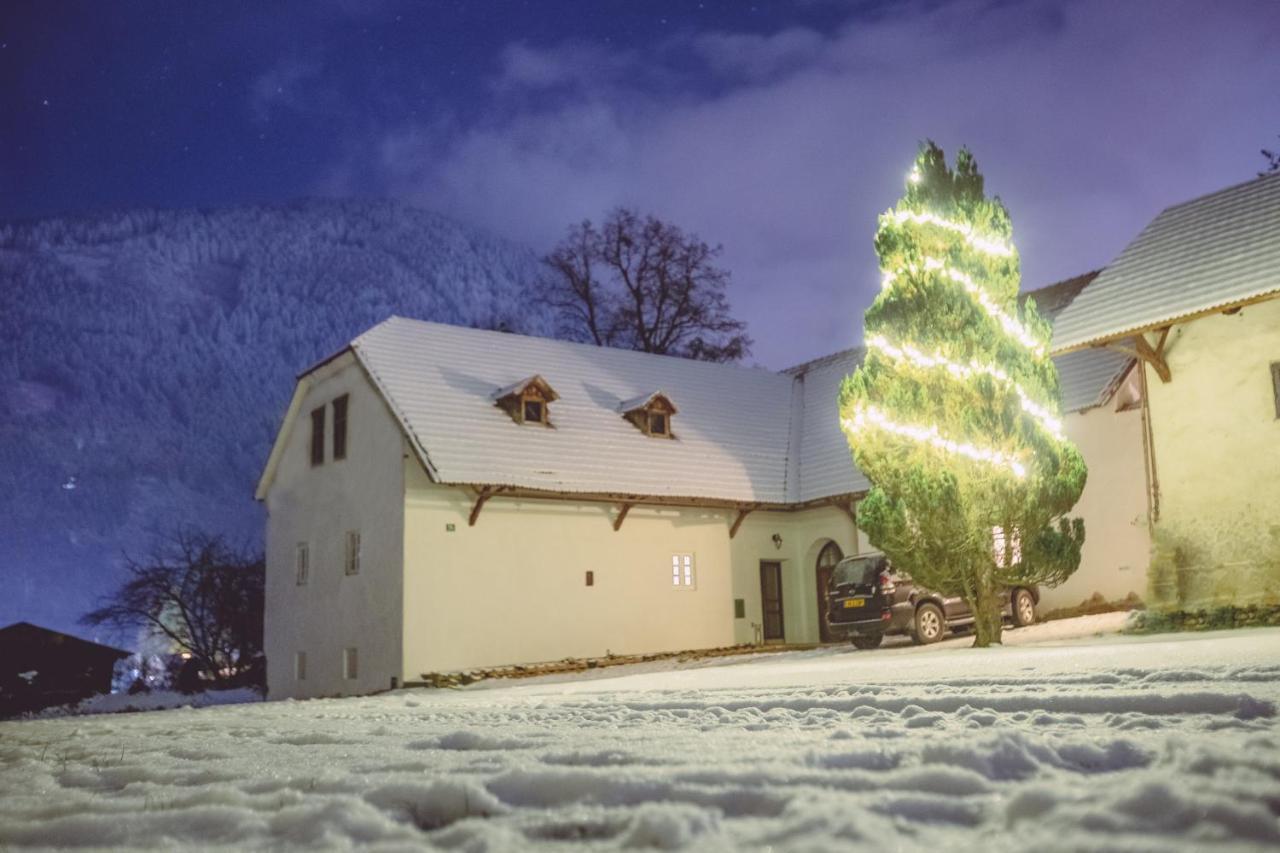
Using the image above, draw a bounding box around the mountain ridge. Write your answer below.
[0,198,554,637]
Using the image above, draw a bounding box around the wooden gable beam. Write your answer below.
[1102,326,1171,384]
[729,505,758,539]
[612,502,633,532]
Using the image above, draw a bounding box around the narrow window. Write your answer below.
[345,530,361,576]
[671,554,695,589]
[1272,362,1280,419]
[309,406,325,467]
[295,542,309,586]
[343,647,359,680]
[332,394,349,460]
[295,651,307,681]
[522,398,544,424]
[585,571,594,587]
[649,412,668,436]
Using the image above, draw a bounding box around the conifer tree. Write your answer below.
[840,142,1087,647]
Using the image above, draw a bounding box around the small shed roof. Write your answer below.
[1051,172,1280,352]
[0,622,131,661]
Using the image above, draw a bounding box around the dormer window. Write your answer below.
[619,391,678,438]
[494,375,558,426]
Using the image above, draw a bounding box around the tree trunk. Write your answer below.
[971,567,1004,648]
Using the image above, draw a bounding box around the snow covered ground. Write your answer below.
[2,617,1278,850]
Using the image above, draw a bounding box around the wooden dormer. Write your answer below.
[618,391,678,438]
[494,375,559,426]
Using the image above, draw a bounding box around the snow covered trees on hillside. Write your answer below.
[840,143,1087,647]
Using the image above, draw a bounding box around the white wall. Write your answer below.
[729,505,860,645]
[1144,298,1280,606]
[401,462,737,677]
[1039,394,1151,610]
[263,354,406,699]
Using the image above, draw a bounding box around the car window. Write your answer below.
[831,556,883,587]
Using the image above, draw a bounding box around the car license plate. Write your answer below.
[843,598,865,609]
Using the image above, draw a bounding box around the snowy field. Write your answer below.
[2,616,1279,851]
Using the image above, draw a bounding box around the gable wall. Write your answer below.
[1144,298,1280,607]
[263,355,406,699]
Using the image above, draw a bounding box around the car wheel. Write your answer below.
[852,634,884,650]
[912,602,944,644]
[1012,588,1036,627]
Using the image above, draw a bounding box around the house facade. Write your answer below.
[258,276,1143,699]
[1052,172,1280,609]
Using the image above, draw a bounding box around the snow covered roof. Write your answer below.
[261,294,1131,505]
[1051,172,1280,352]
[352,318,797,504]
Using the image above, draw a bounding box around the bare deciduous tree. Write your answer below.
[82,531,264,688]
[542,208,752,362]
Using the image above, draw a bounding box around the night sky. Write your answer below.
[4,0,1279,367]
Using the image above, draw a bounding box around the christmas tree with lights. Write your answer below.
[840,142,1087,647]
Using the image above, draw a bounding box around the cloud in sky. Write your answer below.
[323,0,1280,368]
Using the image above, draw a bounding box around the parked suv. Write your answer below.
[825,555,1038,649]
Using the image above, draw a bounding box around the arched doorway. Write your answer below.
[815,541,843,643]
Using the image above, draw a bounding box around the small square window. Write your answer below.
[671,553,695,589]
[295,542,309,586]
[345,530,361,576]
[523,398,544,423]
[343,647,358,680]
[295,651,307,681]
[649,412,668,435]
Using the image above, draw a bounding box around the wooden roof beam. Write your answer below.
[830,497,857,526]
[1103,326,1171,384]
[612,502,633,532]
[468,486,508,526]
[729,505,758,539]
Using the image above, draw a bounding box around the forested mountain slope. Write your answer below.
[0,200,551,636]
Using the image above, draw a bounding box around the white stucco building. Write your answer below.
[256,273,1142,699]
[1051,171,1280,609]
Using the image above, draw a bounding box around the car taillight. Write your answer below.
[878,572,895,594]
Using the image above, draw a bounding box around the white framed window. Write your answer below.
[992,526,1022,567]
[344,530,361,576]
[294,651,307,681]
[671,553,696,589]
[295,543,309,586]
[343,647,359,680]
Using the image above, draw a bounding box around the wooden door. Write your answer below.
[815,541,843,643]
[759,561,785,642]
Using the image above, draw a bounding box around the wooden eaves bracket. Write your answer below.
[729,505,759,539]
[468,486,510,526]
[1102,326,1171,383]
[612,502,633,532]
[830,497,857,526]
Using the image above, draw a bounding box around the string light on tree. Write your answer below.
[839,141,1088,649]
